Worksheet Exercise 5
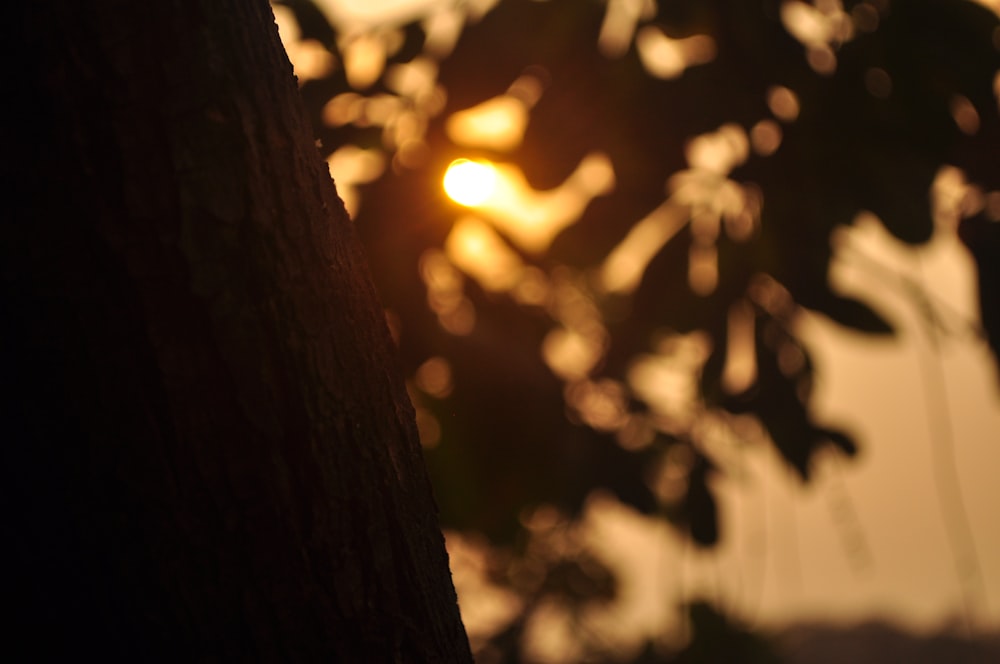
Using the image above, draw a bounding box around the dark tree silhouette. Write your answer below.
[2,1,471,660]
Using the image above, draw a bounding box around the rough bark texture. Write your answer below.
[2,1,471,661]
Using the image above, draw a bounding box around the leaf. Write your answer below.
[684,453,719,547]
[819,294,895,335]
[817,426,858,458]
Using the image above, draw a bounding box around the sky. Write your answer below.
[555,200,1000,650]
[509,214,1000,659]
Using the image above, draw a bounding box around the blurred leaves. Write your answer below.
[680,450,719,548]
[276,0,1000,657]
[280,0,998,549]
[718,305,859,479]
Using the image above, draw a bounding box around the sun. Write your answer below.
[443,158,497,206]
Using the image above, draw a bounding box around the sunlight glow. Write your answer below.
[476,153,615,253]
[444,159,498,206]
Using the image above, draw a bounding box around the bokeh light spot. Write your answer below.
[767,85,800,122]
[864,67,892,99]
[949,95,980,135]
[446,95,528,151]
[851,2,880,32]
[416,356,454,399]
[751,119,783,156]
[444,158,498,206]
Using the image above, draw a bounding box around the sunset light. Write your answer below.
[443,158,497,206]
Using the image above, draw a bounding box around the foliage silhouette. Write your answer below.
[279,0,999,659]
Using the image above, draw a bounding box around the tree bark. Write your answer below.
[2,1,471,661]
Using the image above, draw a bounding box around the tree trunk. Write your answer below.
[2,1,471,661]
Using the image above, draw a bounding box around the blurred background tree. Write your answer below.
[275,0,999,660]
